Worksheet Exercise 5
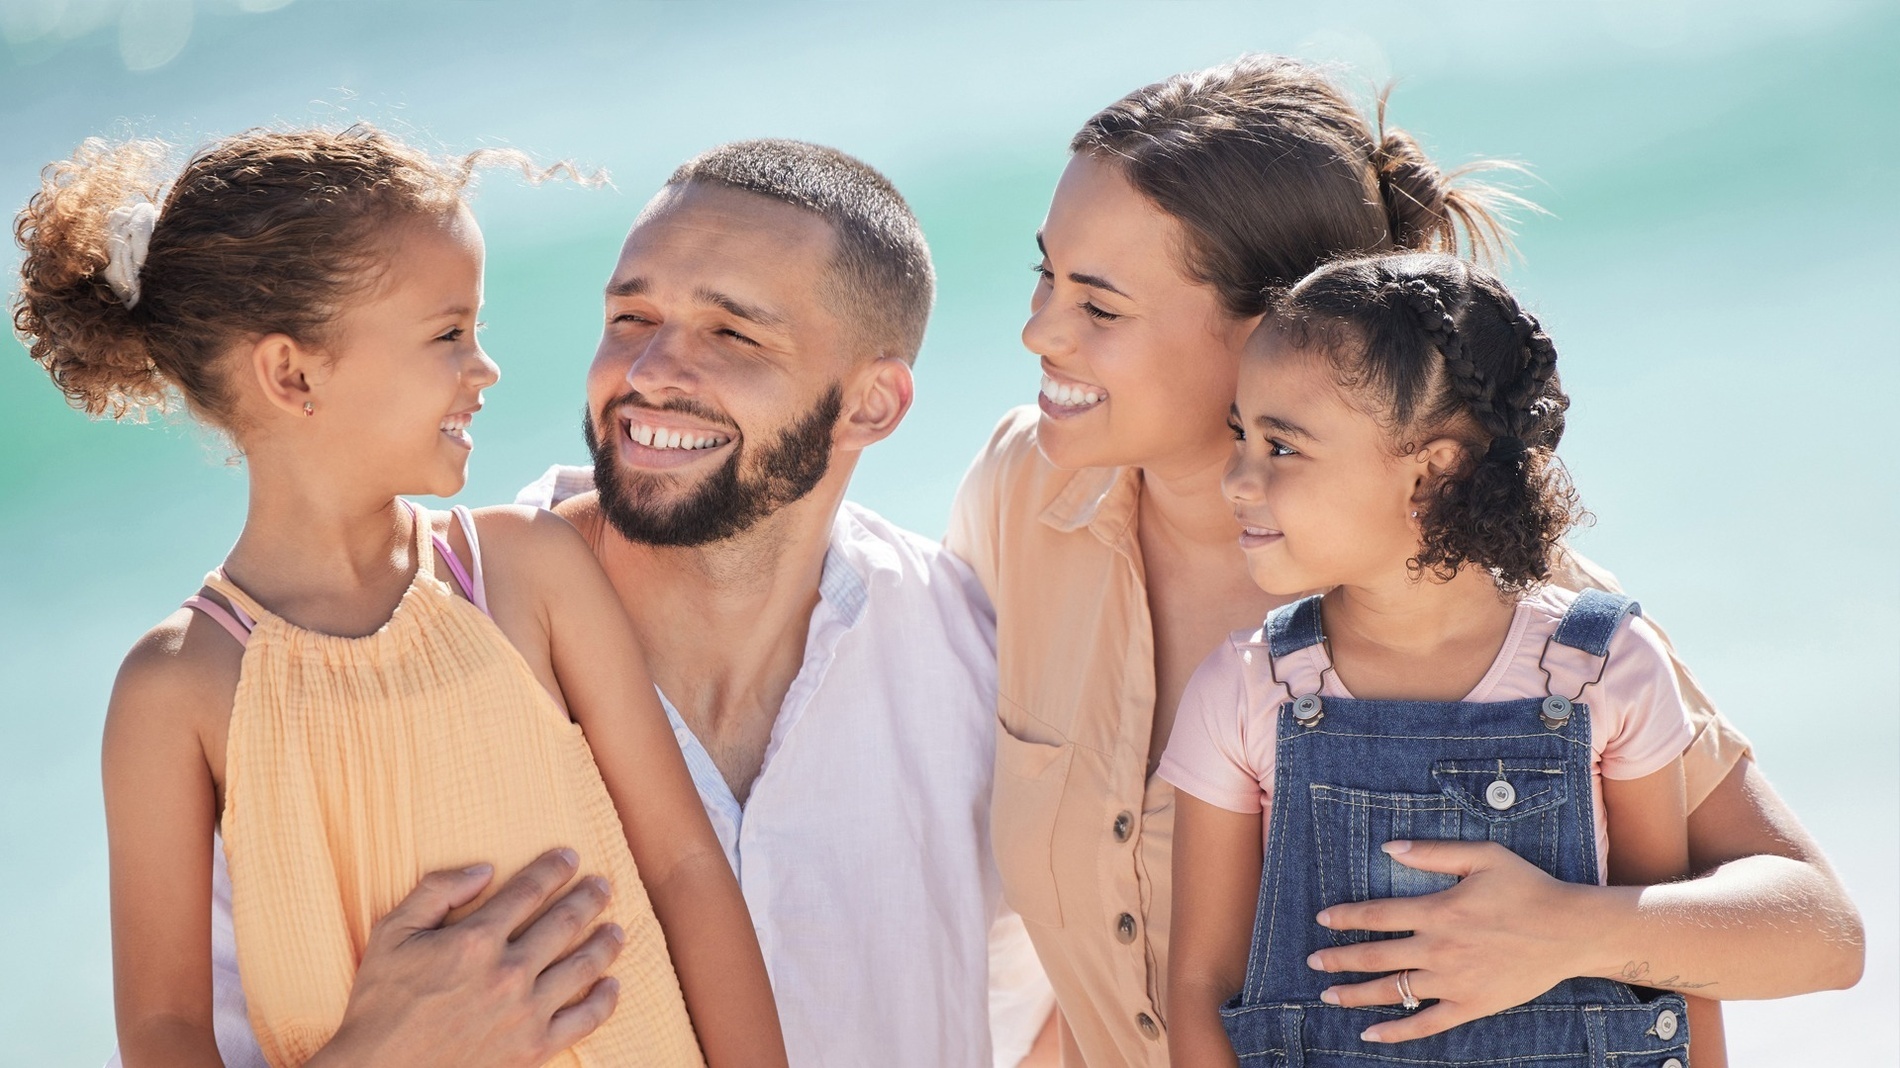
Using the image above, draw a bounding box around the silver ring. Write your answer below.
[1396,970,1420,1011]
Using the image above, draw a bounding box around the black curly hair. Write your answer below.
[1267,251,1586,593]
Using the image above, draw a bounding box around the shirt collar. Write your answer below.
[1039,463,1141,549]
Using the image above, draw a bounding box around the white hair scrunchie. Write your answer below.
[102,201,158,309]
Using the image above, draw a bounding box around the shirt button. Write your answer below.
[1485,780,1516,810]
[1112,811,1133,842]
[1654,1007,1679,1041]
[1116,912,1137,943]
[1136,1012,1160,1040]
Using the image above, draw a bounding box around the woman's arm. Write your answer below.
[1309,754,1864,1038]
[105,622,229,1067]
[518,513,788,1068]
[1167,793,1264,1068]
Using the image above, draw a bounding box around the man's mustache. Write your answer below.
[598,390,739,434]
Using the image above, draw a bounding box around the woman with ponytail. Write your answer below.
[947,55,1860,1065]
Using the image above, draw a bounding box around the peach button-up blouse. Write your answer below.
[946,407,1753,1068]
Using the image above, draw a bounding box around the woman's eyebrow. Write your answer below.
[1034,231,1130,298]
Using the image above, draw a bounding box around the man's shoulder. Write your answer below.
[837,501,975,583]
[515,464,596,509]
[836,502,993,629]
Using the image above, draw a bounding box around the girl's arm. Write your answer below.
[503,512,788,1068]
[104,619,232,1068]
[1167,793,1264,1068]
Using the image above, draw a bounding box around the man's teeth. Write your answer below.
[628,423,732,451]
[1040,374,1105,408]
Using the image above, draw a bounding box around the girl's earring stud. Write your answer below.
[302,401,314,416]
[1409,510,1419,518]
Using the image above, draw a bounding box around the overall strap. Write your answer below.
[1552,588,1642,657]
[1265,595,1326,658]
[183,593,255,648]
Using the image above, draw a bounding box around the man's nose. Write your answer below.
[625,325,701,396]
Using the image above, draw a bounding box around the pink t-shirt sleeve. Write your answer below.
[1592,615,1696,780]
[1158,640,1273,815]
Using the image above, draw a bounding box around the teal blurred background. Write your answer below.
[2,1,1894,1063]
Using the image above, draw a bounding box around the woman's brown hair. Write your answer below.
[1071,54,1522,319]
[13,125,519,429]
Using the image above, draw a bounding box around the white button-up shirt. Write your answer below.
[112,470,1050,1068]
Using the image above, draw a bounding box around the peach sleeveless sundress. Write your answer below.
[191,503,704,1068]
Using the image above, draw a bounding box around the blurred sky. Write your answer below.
[2,2,1895,1064]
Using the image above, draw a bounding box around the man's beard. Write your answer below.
[583,384,843,548]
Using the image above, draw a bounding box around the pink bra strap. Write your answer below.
[451,505,490,617]
[183,594,254,648]
[428,504,491,618]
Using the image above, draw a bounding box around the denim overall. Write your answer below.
[1220,590,1691,1067]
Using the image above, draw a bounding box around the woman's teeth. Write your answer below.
[1041,374,1105,408]
[628,422,732,451]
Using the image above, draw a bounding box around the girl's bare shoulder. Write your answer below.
[107,602,245,749]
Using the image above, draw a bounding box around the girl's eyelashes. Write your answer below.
[1268,439,1298,457]
[1228,418,1246,441]
[435,326,466,342]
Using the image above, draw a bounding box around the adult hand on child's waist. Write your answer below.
[308,847,627,1068]
[1302,840,1602,1044]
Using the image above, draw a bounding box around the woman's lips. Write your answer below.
[1037,372,1106,418]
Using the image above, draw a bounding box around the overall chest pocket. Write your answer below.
[1308,758,1569,945]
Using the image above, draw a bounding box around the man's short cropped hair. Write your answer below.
[667,139,934,364]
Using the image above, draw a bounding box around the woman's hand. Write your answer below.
[309,849,626,1068]
[1306,840,1599,1043]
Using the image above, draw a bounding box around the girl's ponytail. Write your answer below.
[13,139,172,418]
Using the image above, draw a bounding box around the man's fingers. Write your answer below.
[543,976,621,1055]
[533,923,626,1007]
[1361,999,1476,1044]
[1380,838,1506,876]
[1307,936,1418,975]
[465,848,582,939]
[508,873,613,970]
[372,863,496,942]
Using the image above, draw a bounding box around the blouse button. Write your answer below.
[1112,811,1133,842]
[1115,912,1137,943]
[1136,1012,1160,1040]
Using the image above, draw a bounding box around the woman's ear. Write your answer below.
[1409,436,1470,504]
[836,356,915,451]
[248,333,319,418]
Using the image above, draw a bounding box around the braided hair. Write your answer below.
[1268,252,1585,592]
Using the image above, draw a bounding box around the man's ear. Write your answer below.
[248,332,322,418]
[836,356,915,450]
[1409,436,1469,506]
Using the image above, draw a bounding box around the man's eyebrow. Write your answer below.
[694,287,787,329]
[1255,413,1315,440]
[606,276,646,298]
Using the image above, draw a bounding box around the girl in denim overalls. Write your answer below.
[1161,252,1714,1066]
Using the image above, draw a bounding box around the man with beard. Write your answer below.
[104,141,1052,1068]
[524,139,1055,1068]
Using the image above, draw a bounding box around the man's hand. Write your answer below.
[308,848,627,1068]
[1304,840,1596,1044]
